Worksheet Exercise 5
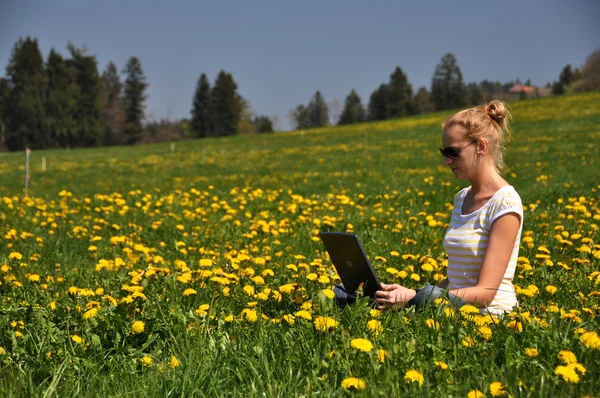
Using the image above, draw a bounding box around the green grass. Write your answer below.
[0,92,599,396]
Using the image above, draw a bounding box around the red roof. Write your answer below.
[508,83,536,94]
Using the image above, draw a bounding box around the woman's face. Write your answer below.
[441,125,478,180]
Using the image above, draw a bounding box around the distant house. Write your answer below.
[508,83,551,98]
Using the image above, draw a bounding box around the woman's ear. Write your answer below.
[477,139,489,156]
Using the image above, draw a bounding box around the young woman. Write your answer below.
[374,100,523,315]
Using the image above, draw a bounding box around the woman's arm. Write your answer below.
[448,212,521,307]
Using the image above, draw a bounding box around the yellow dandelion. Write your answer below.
[557,350,577,364]
[341,377,366,390]
[132,320,145,334]
[313,316,338,332]
[350,338,373,352]
[525,348,539,358]
[241,308,258,322]
[468,390,485,398]
[321,289,335,299]
[377,349,390,362]
[183,288,197,296]
[294,310,312,320]
[141,355,153,367]
[71,335,84,344]
[403,369,424,386]
[9,252,23,261]
[434,361,448,370]
[425,318,439,330]
[83,307,99,319]
[461,336,476,347]
[477,326,492,340]
[168,356,180,368]
[367,319,383,335]
[489,381,507,396]
[579,331,600,349]
[196,304,210,316]
[554,365,580,383]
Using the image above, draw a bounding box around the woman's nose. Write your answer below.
[443,156,453,166]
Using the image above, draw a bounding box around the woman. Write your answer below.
[375,100,523,315]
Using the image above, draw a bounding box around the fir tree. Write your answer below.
[3,37,48,150]
[190,73,213,138]
[413,87,434,115]
[387,67,413,118]
[338,89,365,125]
[100,61,125,146]
[307,91,329,128]
[45,48,76,148]
[211,70,240,136]
[431,53,468,111]
[367,84,389,121]
[122,56,148,144]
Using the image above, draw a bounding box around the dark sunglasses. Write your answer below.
[439,141,477,159]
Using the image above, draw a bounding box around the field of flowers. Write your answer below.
[0,92,599,396]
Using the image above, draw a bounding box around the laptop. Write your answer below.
[319,232,382,300]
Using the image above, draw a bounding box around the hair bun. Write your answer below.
[485,100,508,127]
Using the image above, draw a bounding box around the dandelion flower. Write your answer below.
[294,310,312,320]
[468,390,484,398]
[132,320,145,334]
[83,307,99,319]
[403,369,424,386]
[9,252,23,261]
[557,350,577,364]
[367,319,383,335]
[377,349,390,362]
[489,381,507,396]
[524,348,539,358]
[434,361,448,370]
[554,365,580,383]
[313,316,338,332]
[425,319,439,330]
[168,356,180,368]
[579,331,600,349]
[72,335,84,344]
[350,338,373,352]
[241,308,258,322]
[341,377,366,390]
[183,288,197,296]
[196,304,210,316]
[141,356,153,367]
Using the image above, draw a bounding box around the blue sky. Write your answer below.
[1,1,598,130]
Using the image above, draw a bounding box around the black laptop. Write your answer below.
[319,232,382,299]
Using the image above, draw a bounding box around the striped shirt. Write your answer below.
[443,185,523,315]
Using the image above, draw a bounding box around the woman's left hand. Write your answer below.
[375,283,417,310]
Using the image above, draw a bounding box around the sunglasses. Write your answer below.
[439,141,477,159]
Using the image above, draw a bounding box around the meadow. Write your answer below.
[0,92,599,397]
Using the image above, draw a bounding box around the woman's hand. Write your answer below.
[375,283,417,310]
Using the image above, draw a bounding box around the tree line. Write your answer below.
[289,50,600,130]
[0,37,272,151]
[0,37,598,151]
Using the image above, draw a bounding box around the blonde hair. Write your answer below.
[442,100,512,172]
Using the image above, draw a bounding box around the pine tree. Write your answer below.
[253,115,273,133]
[307,91,329,128]
[211,70,240,136]
[466,82,484,106]
[338,89,365,125]
[431,53,468,111]
[66,43,102,147]
[100,61,125,146]
[122,56,148,144]
[3,37,48,150]
[190,73,213,138]
[579,49,600,92]
[289,104,309,130]
[387,67,413,118]
[413,87,434,115]
[0,78,7,149]
[367,84,389,121]
[45,48,77,148]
